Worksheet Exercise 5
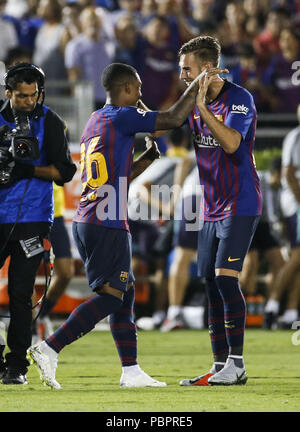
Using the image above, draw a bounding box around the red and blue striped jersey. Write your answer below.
[73,104,158,230]
[188,80,262,221]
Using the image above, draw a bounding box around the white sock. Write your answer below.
[42,341,58,357]
[167,305,181,320]
[282,309,298,324]
[265,299,279,314]
[122,364,141,376]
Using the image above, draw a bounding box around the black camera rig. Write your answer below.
[0,111,40,183]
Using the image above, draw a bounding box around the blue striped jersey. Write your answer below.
[187,80,262,221]
[73,104,158,230]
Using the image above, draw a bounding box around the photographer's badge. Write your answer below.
[20,236,44,258]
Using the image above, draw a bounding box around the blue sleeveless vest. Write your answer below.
[0,105,53,224]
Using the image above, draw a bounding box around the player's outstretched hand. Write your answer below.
[145,136,161,161]
[196,68,229,106]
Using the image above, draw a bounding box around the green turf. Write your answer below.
[1,329,299,412]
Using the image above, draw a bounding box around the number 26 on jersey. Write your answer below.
[80,136,108,193]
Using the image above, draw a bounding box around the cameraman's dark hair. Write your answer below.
[101,63,138,93]
[5,62,45,91]
[178,36,221,67]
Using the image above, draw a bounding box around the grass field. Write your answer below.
[1,328,300,413]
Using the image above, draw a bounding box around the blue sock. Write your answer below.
[46,293,122,353]
[215,276,246,356]
[110,286,137,367]
[205,278,229,362]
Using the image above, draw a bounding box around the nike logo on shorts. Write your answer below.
[228,257,240,262]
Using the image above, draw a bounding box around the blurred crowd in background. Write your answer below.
[0,0,300,112]
[1,0,300,334]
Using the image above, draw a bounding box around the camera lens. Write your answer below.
[15,141,30,157]
[11,136,40,161]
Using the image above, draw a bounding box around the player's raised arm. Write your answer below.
[195,69,243,154]
[154,67,227,131]
[136,100,166,138]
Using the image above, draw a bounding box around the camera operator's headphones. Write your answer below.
[4,63,46,103]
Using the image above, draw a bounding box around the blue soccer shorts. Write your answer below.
[197,215,260,278]
[72,222,135,292]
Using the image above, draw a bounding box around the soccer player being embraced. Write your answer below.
[27,62,227,389]
[177,36,262,386]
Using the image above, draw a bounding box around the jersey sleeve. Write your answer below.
[224,89,256,140]
[116,106,158,135]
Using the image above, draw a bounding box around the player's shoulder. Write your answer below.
[100,104,146,118]
[225,80,256,115]
[115,105,157,129]
[226,80,255,103]
[119,105,149,117]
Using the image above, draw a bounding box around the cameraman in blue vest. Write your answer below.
[0,63,76,385]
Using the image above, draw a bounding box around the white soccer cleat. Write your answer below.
[120,369,167,388]
[207,357,248,386]
[27,342,61,389]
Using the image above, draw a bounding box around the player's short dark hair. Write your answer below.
[178,36,221,67]
[101,63,138,92]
